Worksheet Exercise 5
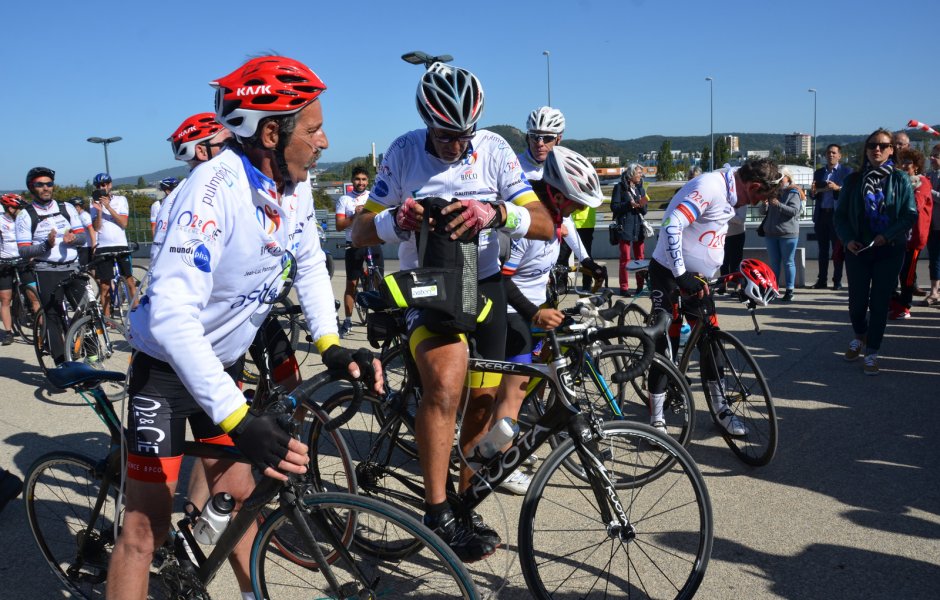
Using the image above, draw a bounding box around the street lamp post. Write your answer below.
[808,88,817,171]
[86,136,122,175]
[542,51,551,106]
[401,51,453,68]
[705,77,714,171]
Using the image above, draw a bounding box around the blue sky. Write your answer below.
[4,0,938,190]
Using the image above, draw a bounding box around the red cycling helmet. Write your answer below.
[168,113,226,162]
[210,56,327,138]
[1,193,26,210]
[739,258,779,305]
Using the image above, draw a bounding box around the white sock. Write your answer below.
[649,392,666,423]
[242,592,256,600]
[706,381,726,413]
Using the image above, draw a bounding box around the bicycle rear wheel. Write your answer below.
[33,312,54,376]
[12,288,35,345]
[131,264,149,291]
[25,452,118,599]
[110,279,132,328]
[251,491,478,599]
[64,315,131,400]
[699,330,777,466]
[519,422,712,600]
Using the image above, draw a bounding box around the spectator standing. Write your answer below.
[834,128,917,375]
[760,168,803,302]
[811,144,852,290]
[889,148,933,319]
[923,145,940,305]
[610,163,649,295]
[152,177,179,236]
[90,173,137,318]
[335,166,384,338]
[892,131,910,154]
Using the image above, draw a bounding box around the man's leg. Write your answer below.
[814,215,831,286]
[107,478,176,599]
[201,458,258,593]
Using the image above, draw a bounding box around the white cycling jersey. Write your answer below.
[15,200,85,266]
[91,194,130,247]
[151,179,186,258]
[1,213,18,259]
[517,148,543,182]
[501,216,587,314]
[128,147,337,426]
[76,210,93,248]
[335,189,369,243]
[366,128,536,279]
[652,167,739,278]
[150,200,161,225]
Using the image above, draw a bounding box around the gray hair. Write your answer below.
[688,166,702,180]
[627,163,643,177]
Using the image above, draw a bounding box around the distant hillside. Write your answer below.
[114,165,188,186]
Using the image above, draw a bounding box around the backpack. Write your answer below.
[24,201,70,237]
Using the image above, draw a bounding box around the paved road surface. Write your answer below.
[0,258,937,598]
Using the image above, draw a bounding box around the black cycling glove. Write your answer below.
[228,410,293,472]
[322,345,376,385]
[580,258,607,281]
[677,271,708,295]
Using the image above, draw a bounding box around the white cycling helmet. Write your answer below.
[542,146,603,208]
[416,62,484,132]
[527,106,565,134]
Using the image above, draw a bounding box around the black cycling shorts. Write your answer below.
[94,245,133,281]
[0,263,36,291]
[343,245,384,281]
[504,312,534,363]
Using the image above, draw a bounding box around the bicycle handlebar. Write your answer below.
[268,302,303,317]
[287,369,366,432]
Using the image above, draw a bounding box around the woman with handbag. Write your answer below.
[610,163,649,296]
[760,168,804,302]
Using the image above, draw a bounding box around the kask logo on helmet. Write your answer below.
[236,85,272,96]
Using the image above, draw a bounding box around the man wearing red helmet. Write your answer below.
[108,56,382,600]
[0,193,39,344]
[648,158,780,437]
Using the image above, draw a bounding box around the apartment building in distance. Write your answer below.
[784,132,812,157]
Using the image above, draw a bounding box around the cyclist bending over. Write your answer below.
[352,62,552,561]
[108,56,382,600]
[648,158,781,436]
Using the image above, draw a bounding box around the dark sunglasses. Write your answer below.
[433,132,474,144]
[866,142,891,151]
[32,181,55,188]
[528,133,558,144]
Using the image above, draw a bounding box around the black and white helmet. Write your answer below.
[542,146,603,208]
[526,106,565,134]
[416,62,484,132]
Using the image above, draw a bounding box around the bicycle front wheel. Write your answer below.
[12,288,35,344]
[33,312,54,376]
[64,315,131,400]
[519,422,712,600]
[251,491,478,599]
[699,329,777,466]
[25,452,118,599]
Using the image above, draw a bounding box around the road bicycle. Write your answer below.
[352,244,384,325]
[96,242,140,329]
[24,361,478,599]
[311,301,713,600]
[0,258,40,344]
[33,264,104,378]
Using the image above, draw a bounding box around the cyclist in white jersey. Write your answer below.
[108,56,382,600]
[151,113,233,259]
[151,177,179,235]
[648,158,780,436]
[0,193,38,344]
[335,165,383,337]
[90,172,137,318]
[64,196,95,266]
[352,61,552,561]
[16,167,88,364]
[497,147,606,495]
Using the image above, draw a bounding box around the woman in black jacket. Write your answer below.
[610,163,649,295]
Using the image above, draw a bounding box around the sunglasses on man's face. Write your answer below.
[433,132,474,144]
[33,181,55,188]
[528,134,558,144]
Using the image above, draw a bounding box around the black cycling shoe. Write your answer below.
[425,508,497,563]
[470,511,502,548]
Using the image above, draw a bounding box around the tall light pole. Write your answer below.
[86,136,122,175]
[808,88,817,171]
[705,77,714,171]
[543,50,551,106]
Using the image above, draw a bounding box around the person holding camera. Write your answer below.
[610,163,649,296]
[90,173,136,318]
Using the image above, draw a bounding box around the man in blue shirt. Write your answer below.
[811,144,852,290]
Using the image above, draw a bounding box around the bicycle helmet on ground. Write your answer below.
[26,167,55,188]
[210,55,327,139]
[1,193,26,209]
[168,113,226,161]
[416,62,484,132]
[159,177,180,192]
[541,146,604,208]
[93,173,112,186]
[739,258,779,306]
[526,106,565,134]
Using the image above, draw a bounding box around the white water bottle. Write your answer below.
[678,323,691,347]
[467,417,519,471]
[192,492,235,545]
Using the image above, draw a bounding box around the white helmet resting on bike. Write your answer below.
[541,146,604,208]
[416,62,484,132]
[739,258,779,306]
[526,106,565,134]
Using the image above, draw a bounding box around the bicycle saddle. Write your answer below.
[46,361,126,390]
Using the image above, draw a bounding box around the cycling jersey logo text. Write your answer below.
[231,281,279,308]
[202,162,238,207]
[169,239,212,273]
[175,211,222,243]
